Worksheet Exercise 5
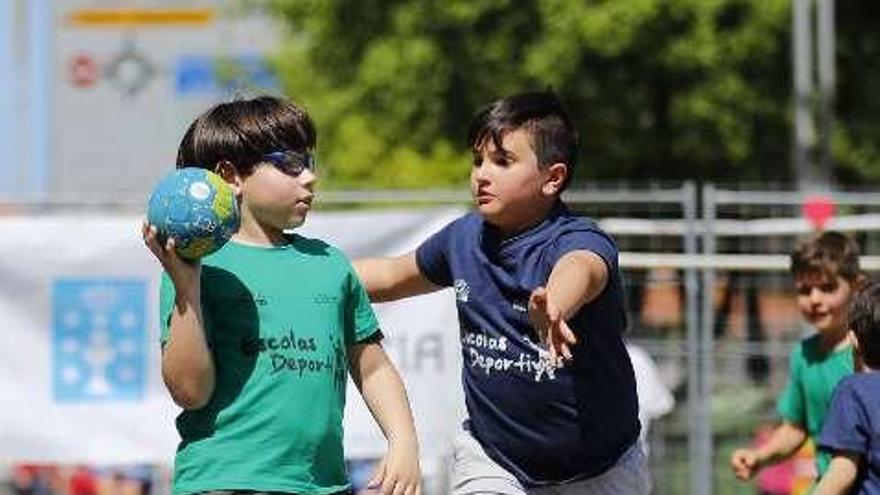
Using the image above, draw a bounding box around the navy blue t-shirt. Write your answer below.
[818,373,880,495]
[416,203,640,486]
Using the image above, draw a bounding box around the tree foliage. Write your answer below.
[270,0,880,188]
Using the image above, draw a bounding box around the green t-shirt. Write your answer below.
[777,333,853,477]
[159,236,380,495]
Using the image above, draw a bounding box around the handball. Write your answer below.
[147,167,240,260]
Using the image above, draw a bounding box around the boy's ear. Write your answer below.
[214,160,243,197]
[542,162,568,196]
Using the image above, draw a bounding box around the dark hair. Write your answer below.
[468,91,578,190]
[790,231,862,282]
[849,282,880,368]
[176,95,316,175]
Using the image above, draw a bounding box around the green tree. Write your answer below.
[834,0,880,183]
[270,0,878,188]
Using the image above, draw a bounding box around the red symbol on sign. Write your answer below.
[70,54,99,88]
[802,195,836,230]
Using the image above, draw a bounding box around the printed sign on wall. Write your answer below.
[174,54,278,96]
[52,278,148,402]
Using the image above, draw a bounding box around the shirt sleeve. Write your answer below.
[159,271,213,348]
[550,227,619,274]
[159,273,174,346]
[344,267,382,347]
[415,221,455,287]
[777,345,806,425]
[818,379,870,455]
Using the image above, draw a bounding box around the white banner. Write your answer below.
[0,208,466,468]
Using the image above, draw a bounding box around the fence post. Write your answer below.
[695,183,717,495]
[683,182,703,494]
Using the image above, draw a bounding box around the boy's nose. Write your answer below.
[472,165,491,183]
[298,168,317,188]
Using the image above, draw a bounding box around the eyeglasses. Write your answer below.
[262,150,316,177]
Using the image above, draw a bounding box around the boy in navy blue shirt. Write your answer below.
[355,91,646,494]
[815,282,880,495]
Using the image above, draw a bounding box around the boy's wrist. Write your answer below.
[174,282,202,308]
[388,433,419,450]
[752,447,772,467]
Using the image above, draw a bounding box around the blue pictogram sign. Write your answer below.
[52,278,147,402]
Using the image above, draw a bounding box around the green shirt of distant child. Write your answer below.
[159,236,380,495]
[777,333,854,477]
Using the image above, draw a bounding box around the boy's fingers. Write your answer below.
[561,343,573,360]
[560,322,577,345]
[143,229,164,257]
[546,307,559,326]
[142,223,154,244]
[529,287,547,308]
[382,476,396,495]
[368,474,384,490]
[367,460,386,489]
[547,322,576,359]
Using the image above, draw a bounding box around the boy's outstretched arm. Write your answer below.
[813,452,860,495]
[730,422,807,481]
[143,223,215,410]
[528,250,609,359]
[354,253,440,302]
[348,341,421,495]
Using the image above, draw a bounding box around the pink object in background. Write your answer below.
[753,426,795,494]
[802,195,837,230]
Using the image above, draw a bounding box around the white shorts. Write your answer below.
[450,427,649,495]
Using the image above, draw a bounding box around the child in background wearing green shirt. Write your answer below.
[143,96,420,495]
[731,231,866,486]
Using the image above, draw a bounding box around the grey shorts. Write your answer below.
[450,428,649,495]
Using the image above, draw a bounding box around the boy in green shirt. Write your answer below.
[143,96,420,495]
[731,231,865,484]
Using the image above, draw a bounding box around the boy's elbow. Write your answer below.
[358,271,397,302]
[167,382,213,410]
[371,286,401,303]
[178,398,210,411]
[162,369,214,410]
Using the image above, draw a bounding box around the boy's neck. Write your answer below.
[234,221,290,247]
[818,327,851,353]
[491,200,562,237]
